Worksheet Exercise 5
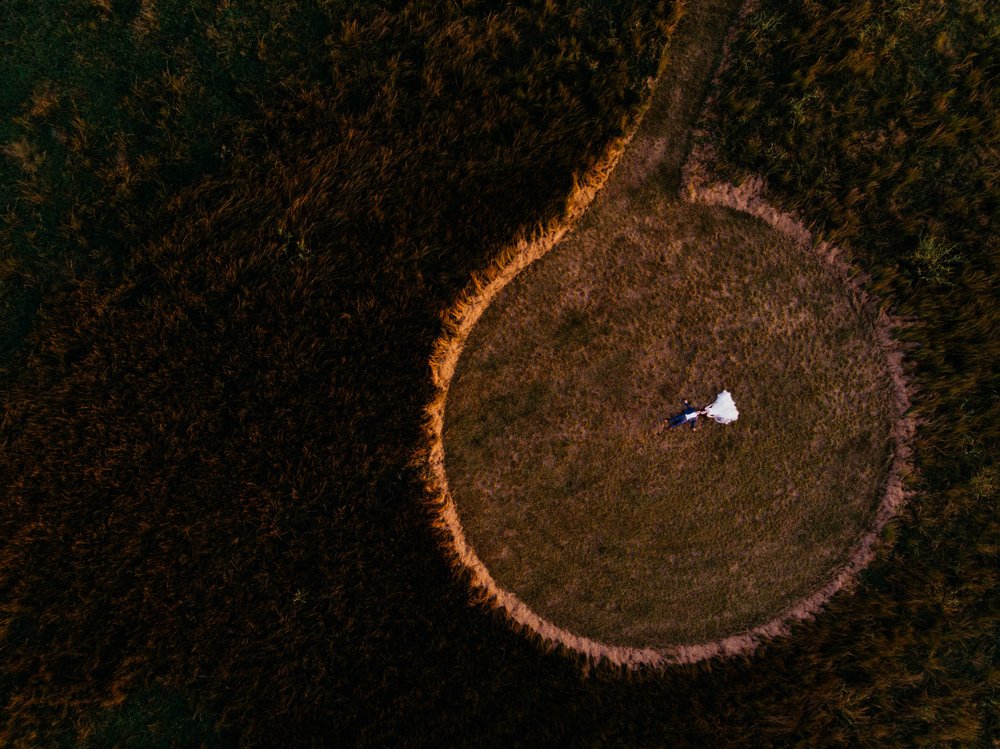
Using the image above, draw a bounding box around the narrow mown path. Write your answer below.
[602,0,744,200]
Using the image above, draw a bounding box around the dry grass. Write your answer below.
[444,198,896,648]
[429,0,910,664]
[0,1,679,744]
[0,0,994,744]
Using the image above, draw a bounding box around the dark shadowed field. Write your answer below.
[0,0,996,746]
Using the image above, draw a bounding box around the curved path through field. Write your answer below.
[424,0,914,666]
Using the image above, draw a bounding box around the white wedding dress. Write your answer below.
[704,390,739,424]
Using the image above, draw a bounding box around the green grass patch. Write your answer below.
[81,685,235,749]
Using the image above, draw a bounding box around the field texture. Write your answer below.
[0,0,996,746]
[445,199,896,648]
[703,0,998,743]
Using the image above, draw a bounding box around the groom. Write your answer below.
[667,399,703,431]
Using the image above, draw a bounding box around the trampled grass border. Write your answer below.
[416,0,918,669]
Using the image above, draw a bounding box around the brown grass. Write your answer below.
[1,0,991,742]
[2,139,45,176]
[425,0,914,667]
[440,197,900,656]
[1,1,680,742]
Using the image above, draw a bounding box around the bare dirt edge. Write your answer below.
[415,0,918,669]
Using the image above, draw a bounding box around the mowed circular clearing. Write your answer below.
[442,200,896,649]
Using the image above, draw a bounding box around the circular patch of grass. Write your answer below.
[442,199,897,651]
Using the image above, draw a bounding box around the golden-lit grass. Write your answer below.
[0,0,994,743]
[443,198,896,648]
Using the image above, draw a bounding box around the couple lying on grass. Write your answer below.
[667,390,739,430]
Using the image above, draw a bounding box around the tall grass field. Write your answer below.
[0,0,996,746]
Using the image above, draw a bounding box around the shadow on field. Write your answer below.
[2,0,995,746]
[2,2,748,745]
